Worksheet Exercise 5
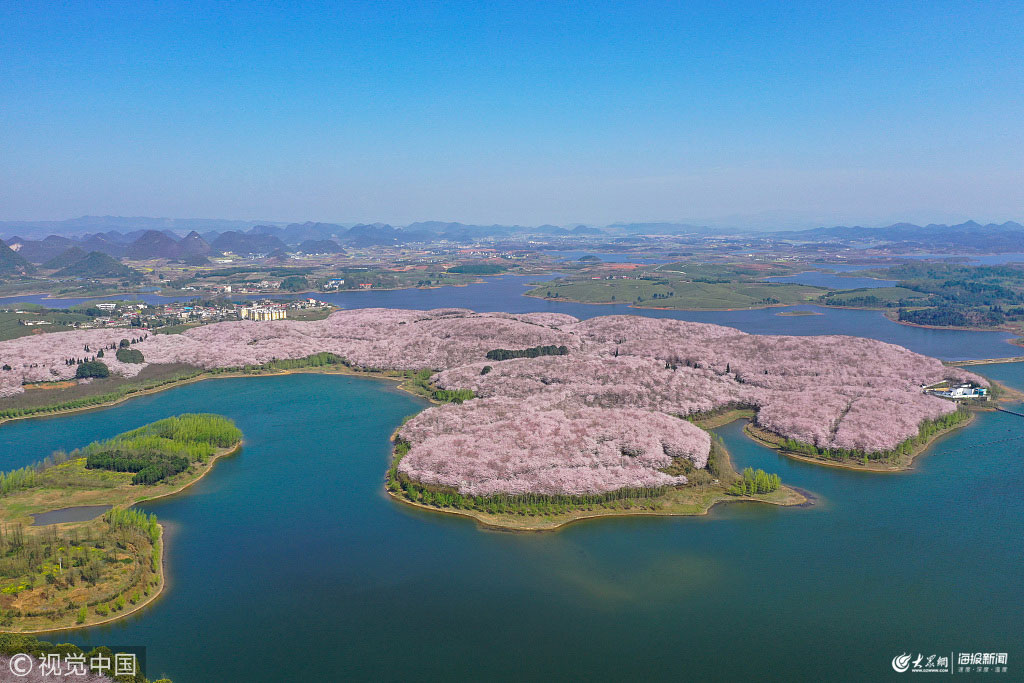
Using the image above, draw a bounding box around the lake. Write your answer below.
[31,505,111,526]
[1,366,1021,681]
[0,274,1017,360]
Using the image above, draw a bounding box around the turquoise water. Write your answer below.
[1,366,1022,681]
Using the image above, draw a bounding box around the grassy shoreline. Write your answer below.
[0,364,431,428]
[0,359,990,593]
[385,409,807,532]
[385,484,806,532]
[17,525,167,635]
[1,435,241,633]
[742,414,975,472]
[882,309,1024,341]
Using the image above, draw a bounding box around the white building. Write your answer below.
[240,306,287,321]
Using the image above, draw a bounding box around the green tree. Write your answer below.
[280,275,309,291]
[75,360,109,378]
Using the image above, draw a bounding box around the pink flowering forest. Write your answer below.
[0,308,981,495]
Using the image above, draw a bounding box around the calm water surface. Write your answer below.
[1,364,1022,681]
[31,505,111,526]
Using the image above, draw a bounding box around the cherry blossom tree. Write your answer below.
[0,308,985,494]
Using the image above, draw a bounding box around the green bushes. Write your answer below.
[0,368,204,421]
[776,407,970,462]
[80,414,242,484]
[86,450,190,484]
[728,468,781,496]
[396,368,476,403]
[105,508,160,546]
[430,388,475,404]
[485,345,569,361]
[388,439,667,516]
[0,466,37,496]
[447,263,506,274]
[75,360,109,378]
[706,435,729,480]
[394,472,668,516]
[220,351,348,374]
[280,275,309,291]
[0,633,172,682]
[114,413,243,448]
[116,347,145,363]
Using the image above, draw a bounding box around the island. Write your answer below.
[0,414,241,632]
[525,259,1024,346]
[0,307,999,630]
[0,306,990,500]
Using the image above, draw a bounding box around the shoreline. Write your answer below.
[17,526,168,635]
[742,414,975,473]
[882,309,1024,341]
[0,364,431,428]
[4,442,241,634]
[385,484,807,532]
[0,368,993,629]
[0,270,542,304]
[522,291,818,313]
[386,408,807,532]
[520,290,1024,345]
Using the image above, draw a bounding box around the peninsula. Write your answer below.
[0,308,993,630]
[0,414,242,632]
[0,308,986,493]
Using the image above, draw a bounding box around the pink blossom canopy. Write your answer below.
[0,309,980,494]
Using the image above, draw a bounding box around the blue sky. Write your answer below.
[1,1,1022,227]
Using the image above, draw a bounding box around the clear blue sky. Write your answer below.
[1,1,1022,227]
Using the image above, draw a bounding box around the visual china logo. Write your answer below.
[893,653,913,673]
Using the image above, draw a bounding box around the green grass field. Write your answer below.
[815,286,930,306]
[0,363,201,414]
[528,279,822,309]
[653,261,799,279]
[0,310,95,341]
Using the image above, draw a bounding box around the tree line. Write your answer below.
[387,440,669,517]
[728,467,781,495]
[777,406,970,462]
[0,368,204,420]
[485,345,569,361]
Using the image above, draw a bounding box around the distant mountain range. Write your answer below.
[0,215,730,245]
[3,216,1024,255]
[0,239,35,275]
[0,235,141,278]
[0,216,278,239]
[53,251,140,278]
[777,220,1024,250]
